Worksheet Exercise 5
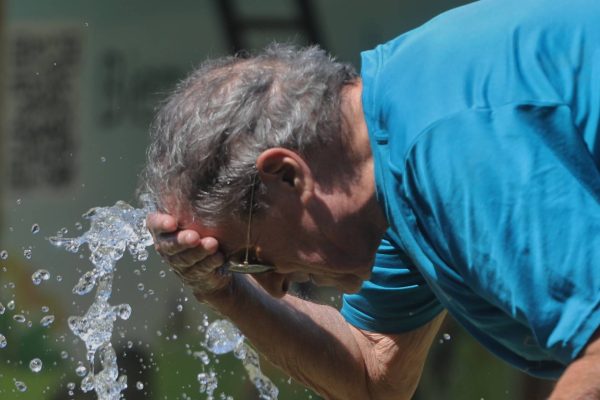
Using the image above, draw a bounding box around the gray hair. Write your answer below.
[141,43,358,226]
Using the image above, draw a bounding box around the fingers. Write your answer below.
[154,230,200,255]
[171,252,230,296]
[147,211,232,297]
[166,248,225,270]
[147,213,178,235]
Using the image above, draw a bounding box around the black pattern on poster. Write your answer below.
[7,28,82,190]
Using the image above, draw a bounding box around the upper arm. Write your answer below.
[341,233,444,333]
[350,312,446,400]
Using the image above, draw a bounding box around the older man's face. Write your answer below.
[181,187,382,297]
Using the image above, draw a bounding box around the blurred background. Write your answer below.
[0,0,555,399]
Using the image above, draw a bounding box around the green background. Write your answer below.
[0,1,554,398]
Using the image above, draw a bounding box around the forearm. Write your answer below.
[200,275,371,399]
[550,333,600,400]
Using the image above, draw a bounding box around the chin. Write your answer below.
[338,282,363,294]
[310,273,366,293]
[332,276,365,294]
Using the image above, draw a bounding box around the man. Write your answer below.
[142,0,600,398]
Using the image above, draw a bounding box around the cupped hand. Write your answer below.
[146,212,231,297]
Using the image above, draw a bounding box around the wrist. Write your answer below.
[193,273,247,312]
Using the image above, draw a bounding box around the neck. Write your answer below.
[342,79,386,230]
[312,80,388,271]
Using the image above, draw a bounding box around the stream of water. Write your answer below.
[48,200,278,399]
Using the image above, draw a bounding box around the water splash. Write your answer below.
[49,199,279,400]
[204,319,279,400]
[49,200,153,400]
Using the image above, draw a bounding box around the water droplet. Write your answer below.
[23,248,32,259]
[159,270,166,278]
[31,224,40,234]
[41,306,49,313]
[60,351,69,359]
[13,314,26,323]
[0,334,6,348]
[176,304,183,312]
[137,283,144,291]
[14,380,27,392]
[0,250,8,260]
[56,275,63,282]
[84,21,89,27]
[81,374,94,392]
[231,339,246,357]
[193,351,210,365]
[136,381,144,390]
[75,364,87,377]
[0,303,4,314]
[72,270,97,295]
[205,319,244,355]
[31,269,51,285]
[7,300,15,310]
[16,198,22,205]
[443,333,451,341]
[100,156,106,162]
[49,236,81,253]
[75,222,83,230]
[67,382,76,390]
[40,315,55,327]
[114,304,132,320]
[29,358,43,372]
[197,371,218,395]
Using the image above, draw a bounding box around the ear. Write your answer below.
[256,148,314,197]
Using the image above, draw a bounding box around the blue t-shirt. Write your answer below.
[341,0,600,379]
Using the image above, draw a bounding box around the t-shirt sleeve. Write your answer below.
[340,232,443,333]
[402,102,600,364]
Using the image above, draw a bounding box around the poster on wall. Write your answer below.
[5,26,82,192]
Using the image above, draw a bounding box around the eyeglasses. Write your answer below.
[222,176,276,274]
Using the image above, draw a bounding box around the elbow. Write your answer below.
[363,361,422,400]
[365,378,418,400]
